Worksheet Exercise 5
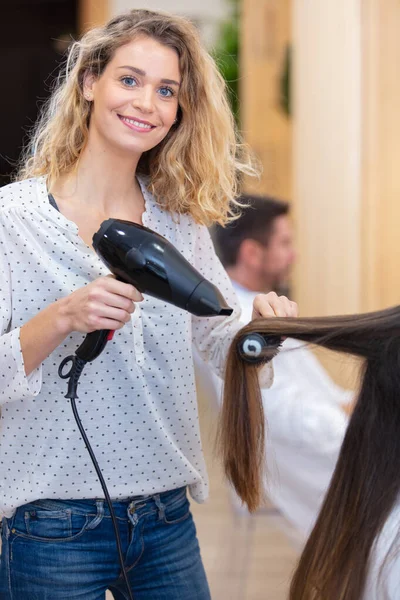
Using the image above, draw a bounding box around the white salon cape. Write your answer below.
[363,501,400,599]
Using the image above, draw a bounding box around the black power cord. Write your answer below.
[59,351,134,600]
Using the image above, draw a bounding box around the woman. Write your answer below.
[0,8,297,600]
[221,307,400,599]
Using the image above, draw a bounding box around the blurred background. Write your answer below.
[2,1,400,598]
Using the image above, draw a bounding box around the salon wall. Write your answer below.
[242,0,400,386]
[109,0,229,47]
[291,0,362,319]
[361,0,400,312]
[243,0,400,315]
[243,0,362,320]
[79,0,230,47]
[241,0,292,202]
[79,0,108,30]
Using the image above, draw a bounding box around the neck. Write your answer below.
[54,129,143,213]
[226,265,273,294]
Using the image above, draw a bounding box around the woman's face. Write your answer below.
[85,35,181,158]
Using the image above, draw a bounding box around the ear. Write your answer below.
[82,70,97,102]
[238,239,264,268]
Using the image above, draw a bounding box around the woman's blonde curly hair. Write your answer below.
[17,9,258,225]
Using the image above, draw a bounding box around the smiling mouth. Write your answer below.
[118,115,156,130]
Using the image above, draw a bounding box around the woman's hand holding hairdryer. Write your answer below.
[20,276,142,378]
[252,291,298,320]
[56,276,144,398]
[59,275,143,335]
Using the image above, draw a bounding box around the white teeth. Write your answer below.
[121,117,153,129]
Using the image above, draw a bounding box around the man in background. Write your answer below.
[197,195,352,541]
[213,195,295,310]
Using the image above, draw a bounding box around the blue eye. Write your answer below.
[159,87,174,98]
[121,76,137,87]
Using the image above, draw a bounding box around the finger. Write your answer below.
[253,294,276,318]
[277,296,296,318]
[102,291,136,313]
[91,317,128,332]
[103,278,144,302]
[281,297,298,318]
[289,300,299,318]
[99,305,134,325]
[265,294,288,318]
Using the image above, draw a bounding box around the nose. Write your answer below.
[133,85,155,114]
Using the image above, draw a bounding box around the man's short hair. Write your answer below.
[213,194,290,267]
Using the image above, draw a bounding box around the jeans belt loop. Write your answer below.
[86,500,104,530]
[154,494,165,521]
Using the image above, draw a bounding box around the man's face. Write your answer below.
[261,215,296,288]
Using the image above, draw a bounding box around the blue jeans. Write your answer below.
[0,487,211,600]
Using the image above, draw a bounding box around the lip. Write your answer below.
[118,114,157,133]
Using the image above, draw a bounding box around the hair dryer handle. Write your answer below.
[75,329,115,363]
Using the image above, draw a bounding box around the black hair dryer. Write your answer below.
[59,219,233,398]
[93,219,233,317]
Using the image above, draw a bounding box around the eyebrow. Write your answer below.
[117,65,181,87]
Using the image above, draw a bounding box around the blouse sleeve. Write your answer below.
[191,224,273,387]
[0,234,42,406]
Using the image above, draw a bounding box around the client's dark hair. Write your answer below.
[218,305,400,599]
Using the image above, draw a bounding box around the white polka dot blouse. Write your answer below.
[0,176,273,518]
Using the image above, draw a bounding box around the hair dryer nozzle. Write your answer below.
[220,308,234,316]
[186,280,233,317]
